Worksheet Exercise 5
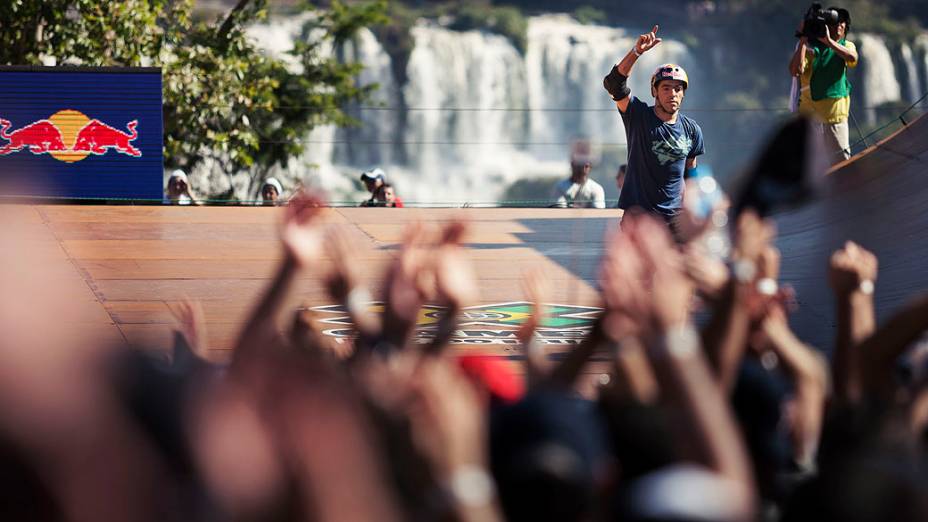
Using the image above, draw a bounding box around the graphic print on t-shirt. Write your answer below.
[650,134,693,166]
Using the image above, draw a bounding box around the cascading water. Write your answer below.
[232,16,926,205]
[856,33,902,125]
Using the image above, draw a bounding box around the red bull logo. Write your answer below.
[0,110,141,162]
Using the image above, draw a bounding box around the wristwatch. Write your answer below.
[731,259,757,284]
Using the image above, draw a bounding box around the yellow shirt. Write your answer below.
[798,40,857,124]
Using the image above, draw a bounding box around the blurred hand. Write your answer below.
[631,215,693,330]
[381,223,432,348]
[635,25,662,55]
[407,356,487,476]
[732,210,775,266]
[280,191,327,268]
[324,227,361,301]
[828,241,878,297]
[601,214,692,334]
[682,244,729,300]
[167,298,209,357]
[434,221,478,310]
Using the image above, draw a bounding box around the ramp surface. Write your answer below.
[775,114,928,351]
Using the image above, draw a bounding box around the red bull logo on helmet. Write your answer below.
[0,109,141,162]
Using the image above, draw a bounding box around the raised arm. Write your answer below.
[603,25,662,113]
[233,192,326,366]
[829,241,877,405]
[627,214,755,499]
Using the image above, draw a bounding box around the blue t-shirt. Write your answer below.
[618,97,705,217]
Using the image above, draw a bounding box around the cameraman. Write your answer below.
[789,6,858,161]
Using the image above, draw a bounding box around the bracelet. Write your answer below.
[732,259,757,284]
[756,277,778,296]
[632,46,642,57]
[657,324,700,358]
[346,287,371,314]
[446,465,496,508]
[859,279,875,295]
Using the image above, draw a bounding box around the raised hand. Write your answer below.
[630,214,692,330]
[324,226,361,302]
[434,221,478,310]
[818,24,834,46]
[732,210,776,269]
[167,298,209,358]
[280,190,327,268]
[829,241,878,297]
[682,244,730,302]
[635,25,662,55]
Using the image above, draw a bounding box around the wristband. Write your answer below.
[346,287,371,314]
[657,324,700,358]
[732,259,757,284]
[859,279,875,295]
[447,465,496,507]
[632,46,642,57]
[756,277,778,296]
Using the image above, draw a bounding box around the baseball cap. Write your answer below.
[360,167,385,183]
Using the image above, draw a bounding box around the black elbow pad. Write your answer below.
[603,65,631,101]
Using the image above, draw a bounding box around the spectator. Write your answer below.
[552,159,606,209]
[615,164,627,208]
[165,169,202,206]
[261,177,283,206]
[378,183,405,208]
[360,167,386,207]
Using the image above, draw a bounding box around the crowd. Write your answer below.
[3,178,928,521]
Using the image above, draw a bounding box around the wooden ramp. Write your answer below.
[14,205,618,362]
[12,111,928,364]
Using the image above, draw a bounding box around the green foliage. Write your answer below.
[0,0,388,196]
[573,6,606,25]
[450,4,529,53]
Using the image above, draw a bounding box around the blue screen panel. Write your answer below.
[0,66,163,200]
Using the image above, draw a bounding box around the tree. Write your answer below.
[0,0,388,200]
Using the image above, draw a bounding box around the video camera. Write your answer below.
[797,3,840,40]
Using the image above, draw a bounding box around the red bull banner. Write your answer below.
[0,66,162,200]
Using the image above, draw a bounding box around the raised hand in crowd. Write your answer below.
[829,240,878,404]
[517,267,554,387]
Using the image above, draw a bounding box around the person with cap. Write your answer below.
[602,25,705,234]
[165,169,202,206]
[359,167,386,207]
[261,177,284,206]
[551,155,606,209]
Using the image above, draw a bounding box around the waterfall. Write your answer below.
[915,34,928,103]
[899,43,921,103]
[234,18,925,205]
[856,33,902,125]
[525,15,695,160]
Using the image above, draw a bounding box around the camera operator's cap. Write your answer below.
[651,63,689,90]
[830,6,851,28]
[360,167,385,183]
